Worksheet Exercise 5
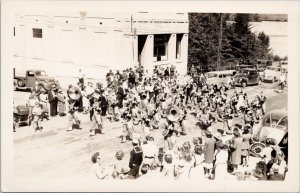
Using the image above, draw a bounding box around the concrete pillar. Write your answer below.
[168,34,176,66]
[141,35,154,73]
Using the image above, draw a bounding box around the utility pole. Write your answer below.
[217,13,223,71]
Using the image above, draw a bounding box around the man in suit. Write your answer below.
[48,87,58,116]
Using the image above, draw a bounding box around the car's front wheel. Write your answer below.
[17,79,24,87]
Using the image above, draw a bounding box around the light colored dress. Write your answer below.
[214,150,229,180]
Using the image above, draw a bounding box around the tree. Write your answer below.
[188,13,221,71]
[233,14,251,36]
[257,31,270,59]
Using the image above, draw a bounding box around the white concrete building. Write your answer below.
[13,11,189,85]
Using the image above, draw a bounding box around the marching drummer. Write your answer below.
[67,96,81,132]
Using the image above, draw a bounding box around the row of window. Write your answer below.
[14,27,184,61]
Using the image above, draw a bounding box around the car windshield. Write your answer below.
[265,116,287,128]
[35,71,47,76]
[206,73,218,78]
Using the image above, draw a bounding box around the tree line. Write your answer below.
[187,13,285,72]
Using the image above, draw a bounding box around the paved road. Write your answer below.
[13,82,287,179]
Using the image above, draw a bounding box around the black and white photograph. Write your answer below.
[1,1,299,192]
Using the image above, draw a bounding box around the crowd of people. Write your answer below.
[15,65,288,181]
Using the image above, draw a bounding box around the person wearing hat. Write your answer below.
[31,101,43,132]
[128,139,143,178]
[214,143,229,181]
[229,128,243,174]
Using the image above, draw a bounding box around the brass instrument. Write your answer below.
[68,86,81,100]
[166,105,182,122]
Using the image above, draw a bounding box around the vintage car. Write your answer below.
[205,70,236,85]
[249,109,288,158]
[263,66,287,83]
[254,109,288,144]
[233,68,262,87]
[14,68,56,91]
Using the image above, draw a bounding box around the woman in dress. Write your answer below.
[214,143,229,180]
[241,125,252,167]
[189,137,206,180]
[230,128,243,174]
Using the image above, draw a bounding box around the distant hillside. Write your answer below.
[226,14,287,22]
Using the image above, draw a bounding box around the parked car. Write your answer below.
[249,109,288,158]
[205,70,236,85]
[254,109,288,143]
[14,68,56,91]
[233,68,262,87]
[263,66,285,83]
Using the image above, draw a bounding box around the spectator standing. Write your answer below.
[78,68,85,86]
[128,139,143,178]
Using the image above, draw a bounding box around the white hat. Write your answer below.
[132,139,139,145]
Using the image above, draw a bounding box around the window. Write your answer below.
[27,71,35,77]
[207,73,217,78]
[154,34,170,61]
[176,34,183,59]
[35,71,46,76]
[32,28,42,38]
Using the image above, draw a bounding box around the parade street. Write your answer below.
[13,82,287,179]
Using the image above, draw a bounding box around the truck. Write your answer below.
[13,68,56,91]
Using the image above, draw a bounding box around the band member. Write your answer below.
[117,83,125,108]
[31,102,43,132]
[224,104,234,134]
[121,116,134,143]
[90,109,104,136]
[78,68,85,85]
[99,92,108,116]
[259,91,267,115]
[67,99,81,131]
[163,120,176,151]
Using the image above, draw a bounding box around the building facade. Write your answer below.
[13,11,189,84]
